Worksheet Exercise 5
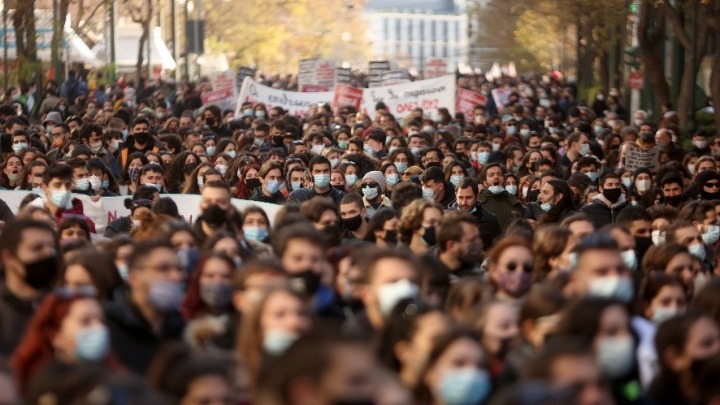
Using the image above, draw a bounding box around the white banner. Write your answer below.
[361,75,456,121]
[235,77,334,117]
[1,191,282,231]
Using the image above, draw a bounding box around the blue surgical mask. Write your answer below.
[386,173,400,186]
[291,181,302,191]
[244,108,254,116]
[505,185,518,195]
[12,142,28,154]
[410,146,422,156]
[596,336,635,378]
[394,162,408,174]
[540,202,553,212]
[101,179,109,189]
[594,125,604,134]
[519,128,531,138]
[422,186,435,200]
[506,125,517,135]
[477,151,489,164]
[265,180,280,194]
[148,280,183,312]
[362,186,379,200]
[580,143,590,156]
[244,226,269,241]
[621,249,637,271]
[585,171,599,182]
[652,307,680,324]
[487,185,504,194]
[438,369,491,405]
[50,189,72,208]
[450,175,464,187]
[622,177,632,189]
[206,145,216,156]
[263,329,298,355]
[75,325,110,362]
[588,276,634,303]
[338,141,348,150]
[226,150,237,159]
[702,225,720,245]
[345,174,357,187]
[313,173,331,189]
[689,243,706,261]
[255,111,265,118]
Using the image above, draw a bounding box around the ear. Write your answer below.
[361,208,368,218]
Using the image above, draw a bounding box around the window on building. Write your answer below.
[396,18,402,41]
[408,19,413,41]
[419,20,425,42]
[443,21,448,42]
[431,20,436,42]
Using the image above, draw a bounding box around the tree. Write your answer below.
[51,0,71,82]
[637,0,670,109]
[122,0,155,79]
[664,0,709,129]
[11,0,43,98]
[703,0,720,129]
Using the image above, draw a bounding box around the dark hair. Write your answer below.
[128,240,174,272]
[272,223,324,258]
[377,298,441,371]
[363,208,399,243]
[0,219,58,257]
[655,310,715,371]
[555,297,630,346]
[61,248,123,300]
[42,163,72,185]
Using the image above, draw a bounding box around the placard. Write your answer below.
[624,143,659,172]
[380,70,410,86]
[368,60,390,88]
[425,57,448,79]
[361,75,456,121]
[201,88,236,111]
[332,85,364,111]
[236,77,333,117]
[456,88,487,123]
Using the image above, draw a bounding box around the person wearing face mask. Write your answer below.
[659,174,686,208]
[343,248,420,339]
[103,240,186,374]
[477,163,524,229]
[193,181,240,246]
[580,173,630,229]
[11,289,119,395]
[339,194,370,243]
[0,219,61,356]
[39,164,96,231]
[560,132,592,168]
[694,170,720,201]
[417,329,493,405]
[287,156,345,206]
[118,117,159,169]
[360,171,393,219]
[181,253,237,349]
[201,105,231,139]
[691,131,711,156]
[248,162,286,204]
[450,178,503,249]
[65,158,94,196]
[79,122,120,178]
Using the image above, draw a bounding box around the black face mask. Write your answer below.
[332,184,345,192]
[322,223,342,247]
[701,190,720,200]
[202,204,227,228]
[527,189,540,202]
[635,236,653,264]
[23,255,60,290]
[603,188,622,203]
[289,270,321,296]
[421,226,437,246]
[665,195,683,207]
[272,135,284,146]
[184,163,197,175]
[134,132,150,144]
[205,117,216,127]
[342,215,363,232]
[384,230,398,245]
[246,178,262,190]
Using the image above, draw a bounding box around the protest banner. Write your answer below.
[0,191,282,230]
[298,59,336,92]
[624,143,659,172]
[425,57,448,79]
[456,88,487,122]
[368,60,390,88]
[201,88,236,111]
[361,75,456,121]
[332,85,364,111]
[236,77,334,117]
[211,70,236,92]
[335,67,351,85]
[491,87,513,112]
[380,70,410,86]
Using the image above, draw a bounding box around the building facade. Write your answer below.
[364,0,468,73]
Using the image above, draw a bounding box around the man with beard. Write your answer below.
[193,181,240,245]
[435,211,483,281]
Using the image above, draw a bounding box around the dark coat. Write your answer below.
[248,186,286,205]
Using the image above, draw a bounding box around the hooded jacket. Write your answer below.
[580,193,629,229]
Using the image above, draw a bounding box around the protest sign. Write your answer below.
[201,88,236,111]
[236,77,334,117]
[624,143,659,172]
[0,191,282,229]
[368,60,390,88]
[298,59,336,92]
[361,75,456,121]
[211,70,236,92]
[425,57,448,79]
[236,66,256,94]
[335,67,351,85]
[456,88,487,122]
[491,87,512,112]
[332,85,364,111]
[380,70,410,86]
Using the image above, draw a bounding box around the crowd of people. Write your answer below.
[0,70,720,405]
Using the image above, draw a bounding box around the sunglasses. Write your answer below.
[506,261,534,273]
[362,183,379,189]
[706,182,720,189]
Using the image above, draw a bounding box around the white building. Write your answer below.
[364,0,468,73]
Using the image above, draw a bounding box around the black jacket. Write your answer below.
[104,216,132,238]
[248,186,286,205]
[580,196,629,229]
[0,283,40,356]
[447,202,502,249]
[103,288,185,374]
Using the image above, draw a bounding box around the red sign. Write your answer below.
[628,72,645,90]
[301,84,332,92]
[201,88,235,110]
[332,85,364,111]
[456,88,487,122]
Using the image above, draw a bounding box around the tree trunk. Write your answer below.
[711,31,720,129]
[638,1,670,108]
[135,0,153,79]
[51,0,70,81]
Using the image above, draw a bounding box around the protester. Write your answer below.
[1,66,719,405]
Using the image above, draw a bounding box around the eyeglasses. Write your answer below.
[506,261,534,273]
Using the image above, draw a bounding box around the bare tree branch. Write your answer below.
[663,0,692,49]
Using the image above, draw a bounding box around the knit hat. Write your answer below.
[362,170,386,193]
[43,111,63,125]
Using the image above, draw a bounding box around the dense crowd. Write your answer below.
[0,70,720,405]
